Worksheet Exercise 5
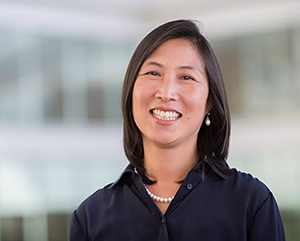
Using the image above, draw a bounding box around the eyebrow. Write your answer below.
[143,61,204,75]
[144,61,163,68]
[178,65,204,75]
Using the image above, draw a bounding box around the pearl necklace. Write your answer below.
[134,167,174,203]
[143,184,174,203]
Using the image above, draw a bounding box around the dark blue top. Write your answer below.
[69,159,285,241]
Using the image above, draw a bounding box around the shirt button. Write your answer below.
[187,183,193,190]
[161,218,165,224]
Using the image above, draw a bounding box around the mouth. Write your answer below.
[150,108,182,121]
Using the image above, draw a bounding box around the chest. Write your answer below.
[156,201,169,215]
[90,191,249,241]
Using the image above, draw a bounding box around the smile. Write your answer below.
[151,109,181,121]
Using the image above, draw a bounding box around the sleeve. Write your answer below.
[69,210,88,241]
[248,192,286,241]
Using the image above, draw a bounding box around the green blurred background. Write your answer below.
[0,0,299,240]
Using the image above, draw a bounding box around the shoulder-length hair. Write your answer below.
[122,19,233,184]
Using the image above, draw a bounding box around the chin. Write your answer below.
[151,136,178,147]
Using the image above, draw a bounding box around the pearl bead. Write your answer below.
[205,118,211,126]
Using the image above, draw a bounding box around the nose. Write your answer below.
[155,74,178,102]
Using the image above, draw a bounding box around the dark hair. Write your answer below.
[122,19,233,184]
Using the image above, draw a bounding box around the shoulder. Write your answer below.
[226,169,272,206]
[233,170,269,190]
[70,182,124,237]
[75,164,134,219]
[75,182,117,220]
[78,182,116,209]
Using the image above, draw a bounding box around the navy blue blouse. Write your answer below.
[69,159,285,241]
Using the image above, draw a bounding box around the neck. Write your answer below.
[143,139,199,184]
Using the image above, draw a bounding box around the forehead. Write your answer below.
[144,38,203,67]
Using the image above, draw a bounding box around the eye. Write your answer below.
[146,71,160,76]
[181,75,195,81]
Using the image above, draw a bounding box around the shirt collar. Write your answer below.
[203,158,228,180]
[108,164,135,190]
[108,158,227,190]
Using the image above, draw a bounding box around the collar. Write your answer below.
[108,158,227,190]
[108,164,135,190]
[203,158,228,180]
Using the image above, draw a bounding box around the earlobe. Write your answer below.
[205,101,212,115]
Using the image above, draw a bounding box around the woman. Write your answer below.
[69,20,285,241]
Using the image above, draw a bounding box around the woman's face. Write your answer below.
[132,38,209,148]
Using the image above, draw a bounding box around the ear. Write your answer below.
[205,100,212,115]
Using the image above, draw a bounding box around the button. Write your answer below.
[161,218,165,224]
[187,183,193,190]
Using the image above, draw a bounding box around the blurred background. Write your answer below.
[0,0,299,240]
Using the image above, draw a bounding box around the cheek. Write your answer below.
[133,81,155,107]
[132,87,140,120]
[185,88,208,110]
[132,87,143,114]
[132,82,152,121]
[184,89,209,122]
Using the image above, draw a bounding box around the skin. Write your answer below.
[132,38,210,214]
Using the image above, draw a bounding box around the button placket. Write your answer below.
[164,171,201,217]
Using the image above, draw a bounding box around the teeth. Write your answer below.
[152,109,180,121]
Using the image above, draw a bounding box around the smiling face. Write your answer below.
[132,38,210,148]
